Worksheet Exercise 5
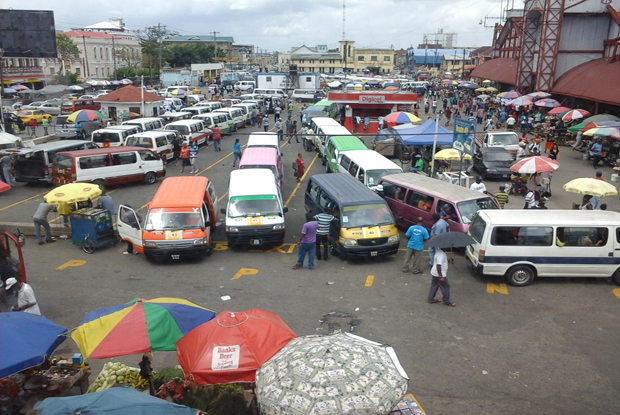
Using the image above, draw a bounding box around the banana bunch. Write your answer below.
[123,370,149,390]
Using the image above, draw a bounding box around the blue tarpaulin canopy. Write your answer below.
[391,118,454,146]
[33,388,199,415]
[0,313,67,379]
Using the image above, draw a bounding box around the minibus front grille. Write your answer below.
[153,240,194,249]
[357,237,389,246]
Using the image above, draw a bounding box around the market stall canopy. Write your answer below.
[563,178,618,198]
[470,58,518,86]
[44,183,102,205]
[256,332,409,415]
[0,313,67,379]
[391,118,454,146]
[71,297,216,359]
[176,309,296,385]
[552,58,620,107]
[40,85,68,94]
[32,387,198,415]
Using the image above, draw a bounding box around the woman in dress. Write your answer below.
[548,143,559,160]
[295,153,305,183]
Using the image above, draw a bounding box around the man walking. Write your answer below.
[232,139,242,168]
[276,118,284,142]
[29,118,37,137]
[211,127,222,152]
[292,214,319,270]
[591,138,603,169]
[41,117,50,136]
[428,213,448,268]
[427,248,455,307]
[314,207,335,261]
[402,217,429,274]
[4,278,41,315]
[274,105,282,123]
[250,108,258,126]
[262,115,270,132]
[189,142,199,173]
[32,202,57,245]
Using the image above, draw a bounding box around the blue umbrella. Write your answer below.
[0,313,67,378]
[33,387,198,415]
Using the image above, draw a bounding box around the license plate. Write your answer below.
[251,239,262,245]
[370,251,378,257]
[171,254,180,260]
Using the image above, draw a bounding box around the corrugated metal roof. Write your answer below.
[470,58,518,85]
[552,58,620,107]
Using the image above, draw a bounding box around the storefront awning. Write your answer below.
[552,58,620,107]
[470,58,518,85]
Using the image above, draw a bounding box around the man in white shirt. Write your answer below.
[470,177,488,193]
[5,278,41,315]
[427,248,455,306]
[506,116,516,130]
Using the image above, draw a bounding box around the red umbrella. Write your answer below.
[548,106,572,115]
[176,310,297,385]
[560,109,590,121]
[510,156,560,174]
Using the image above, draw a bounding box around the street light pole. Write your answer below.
[431,109,443,178]
[0,48,5,132]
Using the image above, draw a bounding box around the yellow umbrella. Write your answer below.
[485,87,498,93]
[563,178,618,198]
[482,80,492,84]
[44,183,102,205]
[475,87,488,93]
[434,148,472,160]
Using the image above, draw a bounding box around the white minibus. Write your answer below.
[164,120,210,146]
[122,117,165,132]
[91,125,142,147]
[308,117,351,159]
[337,150,403,187]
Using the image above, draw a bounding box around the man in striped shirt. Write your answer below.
[314,207,336,261]
[494,185,509,208]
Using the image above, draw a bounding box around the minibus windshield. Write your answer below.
[92,132,119,143]
[468,214,486,243]
[342,204,393,228]
[366,169,402,186]
[54,155,73,169]
[166,125,190,135]
[145,210,203,231]
[229,195,281,218]
[457,198,498,224]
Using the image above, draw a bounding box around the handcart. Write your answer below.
[69,208,118,253]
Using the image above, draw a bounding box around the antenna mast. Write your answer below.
[342,0,346,40]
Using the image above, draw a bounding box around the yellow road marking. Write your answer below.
[365,275,375,287]
[56,259,87,270]
[613,288,620,299]
[487,283,509,294]
[0,190,48,212]
[284,153,319,207]
[232,268,259,279]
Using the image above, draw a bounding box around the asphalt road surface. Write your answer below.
[3,103,620,415]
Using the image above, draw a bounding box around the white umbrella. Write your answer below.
[256,332,409,415]
[327,81,342,88]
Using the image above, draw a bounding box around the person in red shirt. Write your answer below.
[211,127,222,152]
[295,153,304,183]
[28,118,37,137]
[180,143,190,173]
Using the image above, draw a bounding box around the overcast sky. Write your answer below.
[3,0,524,52]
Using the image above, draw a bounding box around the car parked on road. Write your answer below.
[473,147,514,179]
[16,110,52,124]
[36,102,61,115]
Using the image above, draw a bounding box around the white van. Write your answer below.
[246,132,280,153]
[253,89,286,99]
[164,119,211,146]
[239,94,262,101]
[234,81,255,92]
[222,169,288,247]
[122,117,165,132]
[164,98,184,111]
[308,117,350,157]
[337,150,403,187]
[467,210,620,287]
[125,130,177,160]
[245,99,265,113]
[192,113,234,134]
[52,146,166,188]
[232,103,256,124]
[214,108,245,130]
[159,112,193,125]
[195,101,222,111]
[91,125,142,147]
[182,106,211,117]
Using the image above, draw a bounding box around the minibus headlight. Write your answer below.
[388,234,399,243]
[340,237,358,247]
[227,226,239,233]
[272,224,285,230]
[193,238,207,246]
[144,240,157,248]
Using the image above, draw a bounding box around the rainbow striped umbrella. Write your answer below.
[384,111,421,124]
[71,298,216,359]
[498,90,521,99]
[67,109,106,123]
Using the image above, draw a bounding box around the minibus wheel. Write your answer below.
[506,265,535,286]
[611,269,620,286]
[143,172,157,185]
[93,179,105,190]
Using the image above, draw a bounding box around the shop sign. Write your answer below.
[359,95,385,104]
[211,345,240,370]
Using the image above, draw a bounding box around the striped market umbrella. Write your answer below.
[583,127,620,139]
[548,106,573,115]
[498,90,521,99]
[67,109,106,123]
[526,91,552,99]
[510,156,560,174]
[560,109,590,121]
[170,89,187,96]
[508,96,533,107]
[384,111,421,124]
[71,298,216,359]
[534,98,561,108]
[567,121,600,134]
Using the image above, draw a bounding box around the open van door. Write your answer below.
[0,229,26,310]
[117,205,143,253]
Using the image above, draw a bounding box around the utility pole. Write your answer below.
[212,31,220,63]
[112,37,117,80]
[462,49,466,78]
[82,36,90,77]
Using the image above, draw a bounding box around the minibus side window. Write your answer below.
[348,162,360,176]
[406,190,434,212]
[491,226,553,246]
[557,227,608,247]
[81,155,110,169]
[139,151,160,161]
[309,182,321,202]
[438,201,459,222]
[318,192,334,211]
[112,152,137,165]
[340,155,351,171]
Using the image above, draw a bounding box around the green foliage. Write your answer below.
[54,70,79,85]
[181,384,247,415]
[135,25,179,69]
[167,44,223,67]
[111,67,136,79]
[56,33,80,61]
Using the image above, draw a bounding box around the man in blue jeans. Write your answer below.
[292,214,319,270]
[232,139,242,167]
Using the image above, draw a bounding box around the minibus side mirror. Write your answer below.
[283,207,289,214]
[204,221,211,228]
[220,208,226,214]
[331,158,336,164]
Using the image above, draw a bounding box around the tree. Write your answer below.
[135,25,178,70]
[56,34,80,61]
[54,70,79,85]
